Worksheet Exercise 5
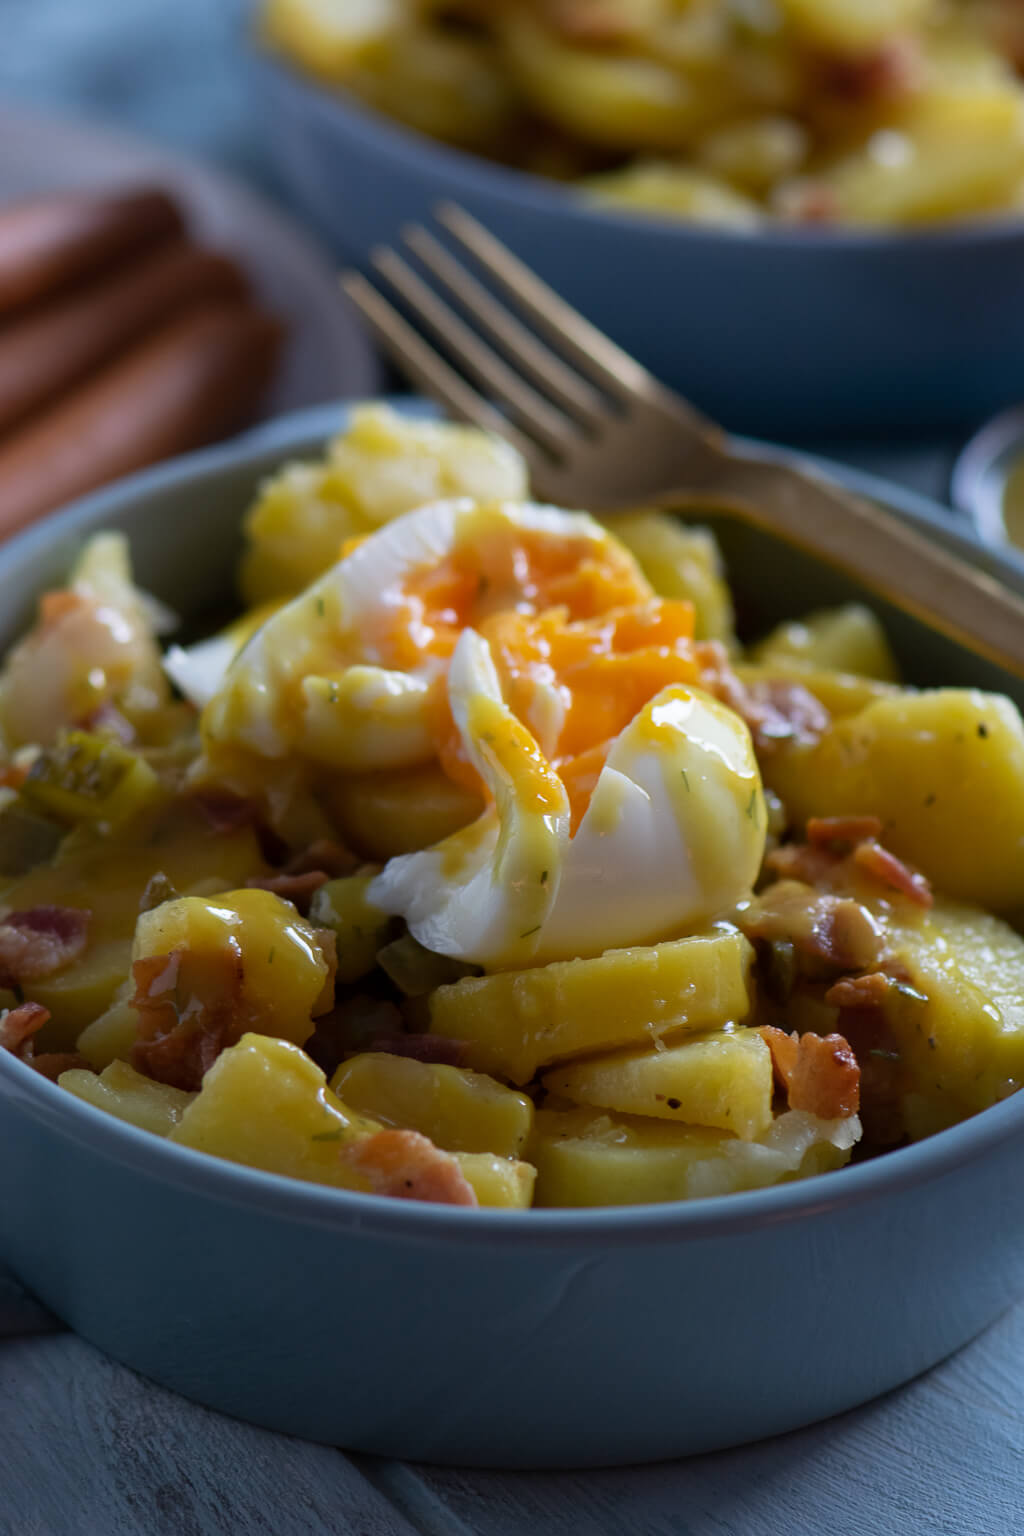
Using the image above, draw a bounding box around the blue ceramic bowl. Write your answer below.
[3,401,1024,1469]
[251,51,1024,440]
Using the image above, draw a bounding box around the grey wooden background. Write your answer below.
[0,3,1017,1531]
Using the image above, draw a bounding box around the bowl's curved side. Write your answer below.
[2,1044,1023,1465]
[250,54,1024,437]
[4,400,1024,1462]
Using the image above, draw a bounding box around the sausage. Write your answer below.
[0,301,284,540]
[0,241,250,434]
[0,187,184,316]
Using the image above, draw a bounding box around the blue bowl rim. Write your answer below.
[3,397,1024,1251]
[253,43,1024,254]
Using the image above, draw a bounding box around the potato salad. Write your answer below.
[4,404,1024,1208]
[263,0,1024,228]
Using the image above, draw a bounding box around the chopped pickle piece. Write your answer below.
[21,731,161,828]
[309,874,394,985]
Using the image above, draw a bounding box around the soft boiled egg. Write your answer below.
[368,627,767,969]
[195,498,652,774]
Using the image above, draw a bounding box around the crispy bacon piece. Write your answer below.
[697,642,830,755]
[808,815,884,849]
[246,869,329,915]
[816,37,921,102]
[343,1128,478,1207]
[0,1000,89,1079]
[824,971,893,1011]
[130,944,244,1091]
[762,1025,860,1120]
[740,881,882,971]
[0,906,90,986]
[0,1000,50,1055]
[853,840,933,908]
[190,789,257,834]
[367,1032,470,1068]
[769,822,933,909]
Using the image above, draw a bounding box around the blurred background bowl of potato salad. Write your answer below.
[252,0,1024,436]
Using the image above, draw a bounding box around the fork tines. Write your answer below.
[342,203,657,470]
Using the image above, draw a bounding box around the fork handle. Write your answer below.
[669,454,1024,678]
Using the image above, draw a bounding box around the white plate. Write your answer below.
[0,101,381,415]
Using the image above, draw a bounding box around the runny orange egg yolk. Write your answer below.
[362,526,651,673]
[434,597,700,831]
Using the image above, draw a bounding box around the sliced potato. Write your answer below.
[541,1027,773,1140]
[454,1151,536,1209]
[530,1106,858,1207]
[332,1052,535,1157]
[170,1034,376,1190]
[885,899,1024,1131]
[429,928,753,1084]
[763,689,1024,909]
[322,763,483,861]
[59,1059,193,1137]
[308,874,394,985]
[599,513,736,645]
[750,604,899,682]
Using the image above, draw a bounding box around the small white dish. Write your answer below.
[951,405,1024,553]
[0,100,381,415]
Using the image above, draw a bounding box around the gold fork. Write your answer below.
[343,203,1024,676]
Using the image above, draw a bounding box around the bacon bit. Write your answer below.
[0,1000,51,1056]
[536,0,635,45]
[30,1051,93,1080]
[190,790,257,834]
[762,1025,860,1119]
[246,870,329,916]
[0,906,90,986]
[367,1033,471,1068]
[766,840,840,887]
[39,590,85,626]
[740,881,882,971]
[697,642,830,755]
[853,840,933,908]
[0,759,30,790]
[807,815,884,850]
[815,36,922,102]
[343,1128,478,1207]
[130,944,244,1091]
[824,971,893,1011]
[283,840,359,880]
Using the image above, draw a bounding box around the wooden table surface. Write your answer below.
[3,1254,1022,1536]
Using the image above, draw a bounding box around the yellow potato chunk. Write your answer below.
[29,940,133,1045]
[76,985,138,1069]
[599,513,736,645]
[429,928,753,1084]
[779,0,929,51]
[763,689,1024,909]
[530,1107,857,1207]
[133,888,333,1047]
[240,404,528,605]
[750,604,899,682]
[261,0,401,80]
[59,1059,193,1137]
[170,1034,376,1190]
[541,1027,773,1140]
[332,1052,535,1157]
[322,764,484,861]
[583,163,761,227]
[886,899,1024,1135]
[453,1151,536,1209]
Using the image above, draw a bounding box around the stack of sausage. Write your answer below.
[0,186,284,541]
